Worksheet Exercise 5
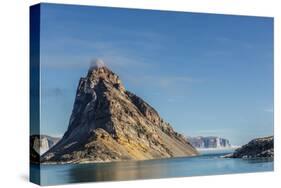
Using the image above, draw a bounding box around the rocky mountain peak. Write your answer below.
[88,59,106,75]
[86,59,125,92]
[42,61,198,163]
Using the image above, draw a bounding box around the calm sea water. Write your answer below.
[31,150,273,185]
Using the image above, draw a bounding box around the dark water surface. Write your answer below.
[31,151,273,185]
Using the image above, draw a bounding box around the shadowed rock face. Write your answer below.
[226,136,273,159]
[42,62,198,163]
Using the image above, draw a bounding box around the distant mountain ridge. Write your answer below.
[41,60,198,163]
[188,136,231,149]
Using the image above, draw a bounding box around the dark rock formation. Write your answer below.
[41,60,198,163]
[188,136,231,149]
[225,136,273,159]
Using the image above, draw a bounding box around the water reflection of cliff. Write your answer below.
[38,153,273,185]
[68,159,172,183]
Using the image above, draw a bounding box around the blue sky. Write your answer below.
[38,3,273,145]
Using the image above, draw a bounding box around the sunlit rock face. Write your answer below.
[42,60,198,163]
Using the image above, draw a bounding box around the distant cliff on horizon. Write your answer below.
[30,135,60,155]
[188,136,232,149]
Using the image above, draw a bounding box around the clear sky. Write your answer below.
[37,3,273,145]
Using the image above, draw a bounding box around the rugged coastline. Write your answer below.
[224,136,273,159]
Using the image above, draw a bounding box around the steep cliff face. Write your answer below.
[42,61,197,163]
[189,136,231,149]
[226,136,273,159]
